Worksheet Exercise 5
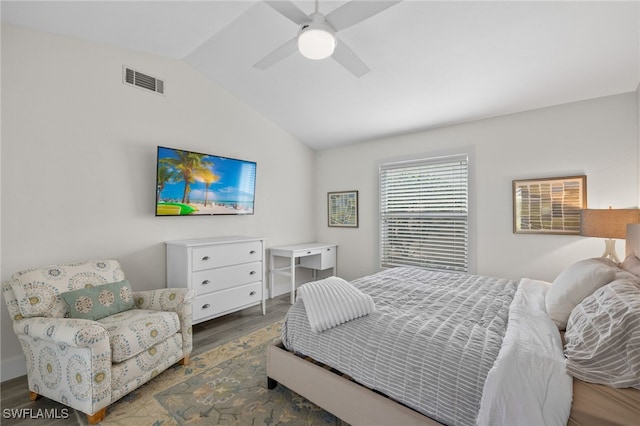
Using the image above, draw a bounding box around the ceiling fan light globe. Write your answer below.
[298,29,336,60]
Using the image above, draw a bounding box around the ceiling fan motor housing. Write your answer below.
[297,13,336,60]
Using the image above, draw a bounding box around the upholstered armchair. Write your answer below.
[2,259,194,424]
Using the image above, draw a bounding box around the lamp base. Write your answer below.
[600,238,621,264]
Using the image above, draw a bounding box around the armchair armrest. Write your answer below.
[13,317,112,417]
[133,288,195,355]
[14,316,110,349]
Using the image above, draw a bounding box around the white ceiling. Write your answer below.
[2,1,639,150]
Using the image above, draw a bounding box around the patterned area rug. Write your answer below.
[87,321,347,425]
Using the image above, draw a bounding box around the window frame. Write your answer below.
[377,148,476,274]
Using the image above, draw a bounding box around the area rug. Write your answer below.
[83,321,347,425]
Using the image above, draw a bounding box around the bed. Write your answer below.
[267,224,640,426]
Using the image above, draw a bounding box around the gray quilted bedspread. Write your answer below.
[282,267,518,426]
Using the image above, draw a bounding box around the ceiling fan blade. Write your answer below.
[254,37,298,70]
[332,39,370,77]
[264,0,310,25]
[326,0,403,32]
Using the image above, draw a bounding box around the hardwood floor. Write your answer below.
[0,295,291,425]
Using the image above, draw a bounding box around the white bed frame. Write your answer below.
[266,224,640,426]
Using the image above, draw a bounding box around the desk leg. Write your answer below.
[290,255,296,304]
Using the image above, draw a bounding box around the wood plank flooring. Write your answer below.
[0,295,291,425]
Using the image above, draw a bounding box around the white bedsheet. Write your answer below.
[477,278,573,426]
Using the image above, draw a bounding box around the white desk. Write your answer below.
[269,242,337,304]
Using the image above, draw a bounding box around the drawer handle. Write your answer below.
[202,304,211,310]
[202,256,210,262]
[249,271,256,275]
[249,291,256,296]
[201,280,211,286]
[249,250,256,255]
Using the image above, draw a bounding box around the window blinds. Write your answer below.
[379,154,469,272]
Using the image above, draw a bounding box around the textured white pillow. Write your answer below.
[546,259,616,330]
[565,279,640,389]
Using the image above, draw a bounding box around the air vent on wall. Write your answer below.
[123,66,164,95]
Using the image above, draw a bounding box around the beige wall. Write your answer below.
[0,25,316,380]
[315,93,639,282]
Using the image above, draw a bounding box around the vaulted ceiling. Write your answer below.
[3,1,639,150]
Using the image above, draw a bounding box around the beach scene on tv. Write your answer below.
[156,146,256,215]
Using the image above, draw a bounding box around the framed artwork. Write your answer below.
[328,190,359,228]
[513,175,586,235]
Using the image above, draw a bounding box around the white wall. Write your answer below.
[0,26,316,381]
[3,24,639,384]
[637,83,640,202]
[315,93,639,282]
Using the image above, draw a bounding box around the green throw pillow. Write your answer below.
[62,280,134,320]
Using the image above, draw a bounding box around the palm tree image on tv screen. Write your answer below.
[155,146,256,216]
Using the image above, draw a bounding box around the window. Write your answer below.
[379,153,470,273]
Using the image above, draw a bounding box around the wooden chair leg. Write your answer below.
[178,354,190,365]
[86,407,106,425]
[30,391,105,424]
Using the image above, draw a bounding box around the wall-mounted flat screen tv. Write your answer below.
[155,146,256,216]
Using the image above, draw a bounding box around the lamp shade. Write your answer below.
[580,209,640,239]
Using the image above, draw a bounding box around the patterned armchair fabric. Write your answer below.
[2,259,194,424]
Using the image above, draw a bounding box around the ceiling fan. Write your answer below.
[254,0,402,77]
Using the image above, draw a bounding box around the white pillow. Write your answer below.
[620,254,640,277]
[546,259,616,330]
[565,279,640,389]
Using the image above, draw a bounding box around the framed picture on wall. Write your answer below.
[513,175,587,235]
[328,190,359,228]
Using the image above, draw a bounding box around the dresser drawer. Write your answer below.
[192,241,262,271]
[192,262,262,295]
[193,281,262,321]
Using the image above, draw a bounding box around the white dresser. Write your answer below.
[165,236,266,324]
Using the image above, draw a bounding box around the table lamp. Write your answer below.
[580,208,640,263]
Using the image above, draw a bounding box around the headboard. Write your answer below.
[626,223,640,258]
